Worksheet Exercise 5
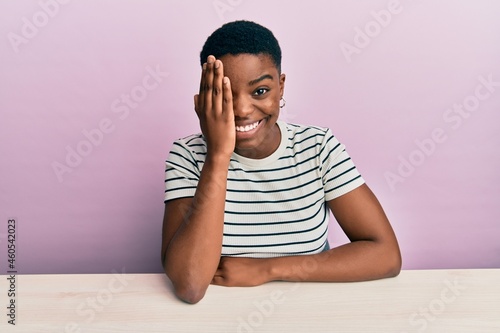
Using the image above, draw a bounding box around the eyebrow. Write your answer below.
[248,74,273,86]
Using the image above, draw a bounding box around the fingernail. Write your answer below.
[207,56,214,64]
[223,77,229,84]
[203,63,207,71]
[215,60,220,69]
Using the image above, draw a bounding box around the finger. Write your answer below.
[222,76,234,119]
[203,56,216,113]
[198,62,207,95]
[194,94,199,115]
[212,59,224,115]
[211,275,222,285]
[196,62,207,115]
[211,268,223,284]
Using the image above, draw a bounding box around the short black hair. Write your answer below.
[200,20,282,72]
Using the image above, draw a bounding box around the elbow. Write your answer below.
[164,266,208,304]
[384,245,402,278]
[174,284,207,304]
[385,259,402,278]
[163,255,210,304]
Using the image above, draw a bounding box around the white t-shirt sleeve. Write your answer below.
[319,128,365,201]
[164,140,200,203]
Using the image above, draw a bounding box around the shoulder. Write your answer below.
[170,133,206,155]
[282,122,330,135]
[281,121,334,146]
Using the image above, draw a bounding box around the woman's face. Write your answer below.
[219,53,285,159]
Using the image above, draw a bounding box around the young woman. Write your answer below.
[161,20,401,304]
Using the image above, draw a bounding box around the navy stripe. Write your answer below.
[225,186,323,205]
[324,166,356,184]
[324,174,362,194]
[227,176,321,194]
[166,122,364,258]
[320,139,342,166]
[165,185,196,193]
[285,133,325,151]
[222,226,328,248]
[223,209,327,237]
[224,197,324,215]
[224,202,326,226]
[221,240,328,256]
[228,163,317,182]
[169,150,198,171]
[280,142,321,161]
[185,134,204,146]
[166,160,199,178]
[228,153,318,174]
[165,176,198,183]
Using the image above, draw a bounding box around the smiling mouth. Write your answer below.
[235,120,262,132]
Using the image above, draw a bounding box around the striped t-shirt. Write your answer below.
[164,121,365,258]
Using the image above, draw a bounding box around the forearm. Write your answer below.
[266,240,401,283]
[164,154,229,301]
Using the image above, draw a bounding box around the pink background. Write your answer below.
[1,0,499,274]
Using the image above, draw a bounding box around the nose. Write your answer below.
[233,95,254,118]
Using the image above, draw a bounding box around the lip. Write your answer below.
[235,119,265,138]
[235,119,261,132]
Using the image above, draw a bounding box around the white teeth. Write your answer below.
[236,121,260,132]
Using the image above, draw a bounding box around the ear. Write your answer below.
[279,73,286,98]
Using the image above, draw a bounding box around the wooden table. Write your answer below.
[1,269,499,332]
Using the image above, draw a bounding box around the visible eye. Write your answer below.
[253,88,269,96]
